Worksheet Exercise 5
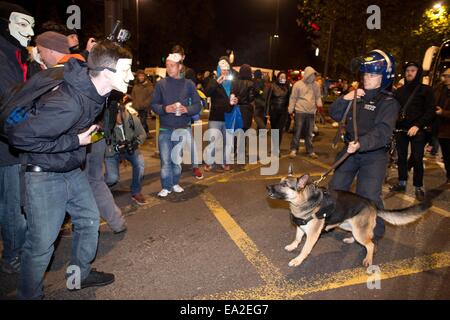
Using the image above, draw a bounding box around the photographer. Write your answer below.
[105,102,147,205]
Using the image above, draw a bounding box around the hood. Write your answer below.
[302,66,317,84]
[403,61,423,86]
[63,58,107,105]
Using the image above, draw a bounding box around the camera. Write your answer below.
[107,20,131,45]
[114,138,139,155]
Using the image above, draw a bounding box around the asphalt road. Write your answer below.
[1,117,449,300]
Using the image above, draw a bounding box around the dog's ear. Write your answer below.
[288,164,294,177]
[296,174,310,190]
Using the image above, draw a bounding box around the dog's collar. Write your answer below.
[290,213,315,226]
[290,189,334,226]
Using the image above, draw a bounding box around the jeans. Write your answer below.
[290,113,315,154]
[105,149,145,196]
[206,120,233,165]
[158,129,183,190]
[137,109,149,134]
[18,168,99,299]
[439,138,450,180]
[396,131,426,187]
[0,164,26,263]
[329,148,388,240]
[269,110,288,145]
[85,140,125,232]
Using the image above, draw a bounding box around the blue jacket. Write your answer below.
[151,76,201,129]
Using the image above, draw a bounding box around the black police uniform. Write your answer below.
[328,88,400,239]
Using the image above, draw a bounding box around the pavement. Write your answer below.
[0,118,449,300]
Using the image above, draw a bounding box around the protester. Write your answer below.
[289,66,323,159]
[131,69,154,138]
[435,68,450,184]
[151,53,201,197]
[253,69,268,131]
[0,1,34,274]
[8,40,133,299]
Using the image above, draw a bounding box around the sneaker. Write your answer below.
[0,257,20,274]
[389,184,406,192]
[192,167,204,180]
[203,164,213,172]
[289,151,296,159]
[415,188,425,202]
[157,189,172,197]
[132,193,148,205]
[308,152,319,159]
[173,185,184,193]
[68,269,115,290]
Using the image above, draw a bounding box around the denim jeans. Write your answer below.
[206,120,233,165]
[105,149,145,196]
[18,168,100,299]
[158,129,183,190]
[0,164,26,263]
[290,113,315,154]
[329,148,388,240]
[137,109,149,134]
[85,140,125,232]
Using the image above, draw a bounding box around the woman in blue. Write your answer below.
[328,50,400,241]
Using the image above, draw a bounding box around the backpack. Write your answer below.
[0,66,64,139]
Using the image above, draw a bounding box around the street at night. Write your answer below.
[0,0,449,310]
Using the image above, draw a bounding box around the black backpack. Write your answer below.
[0,66,64,139]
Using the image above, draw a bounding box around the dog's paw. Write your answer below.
[285,243,298,252]
[362,257,373,267]
[288,258,303,267]
[343,237,355,244]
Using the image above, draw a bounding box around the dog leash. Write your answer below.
[314,89,359,186]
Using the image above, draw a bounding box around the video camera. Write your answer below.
[114,138,139,155]
[107,20,131,46]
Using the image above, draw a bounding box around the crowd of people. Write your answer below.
[0,1,449,300]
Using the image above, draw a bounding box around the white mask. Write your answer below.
[111,58,134,94]
[8,12,35,47]
[279,79,286,84]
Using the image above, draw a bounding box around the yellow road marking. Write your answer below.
[197,251,450,300]
[200,191,285,286]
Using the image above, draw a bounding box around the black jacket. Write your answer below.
[8,59,107,172]
[394,70,435,130]
[266,82,290,114]
[330,89,400,153]
[232,79,255,129]
[0,35,28,166]
[204,78,233,122]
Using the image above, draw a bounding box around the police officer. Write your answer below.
[328,49,400,241]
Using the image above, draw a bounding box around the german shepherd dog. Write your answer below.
[266,167,428,268]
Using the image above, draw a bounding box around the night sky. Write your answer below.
[9,0,314,72]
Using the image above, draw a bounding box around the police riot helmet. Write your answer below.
[359,49,396,89]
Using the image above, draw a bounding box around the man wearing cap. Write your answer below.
[0,1,34,274]
[390,62,435,201]
[131,69,153,137]
[35,30,85,68]
[151,53,201,197]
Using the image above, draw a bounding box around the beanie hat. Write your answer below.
[36,31,70,54]
[218,56,231,71]
[239,64,252,80]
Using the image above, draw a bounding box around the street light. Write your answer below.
[136,0,140,67]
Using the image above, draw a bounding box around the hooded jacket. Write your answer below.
[8,58,107,172]
[288,66,322,114]
[394,64,435,130]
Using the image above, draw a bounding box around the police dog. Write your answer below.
[266,167,428,268]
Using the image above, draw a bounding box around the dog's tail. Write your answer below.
[378,200,430,226]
